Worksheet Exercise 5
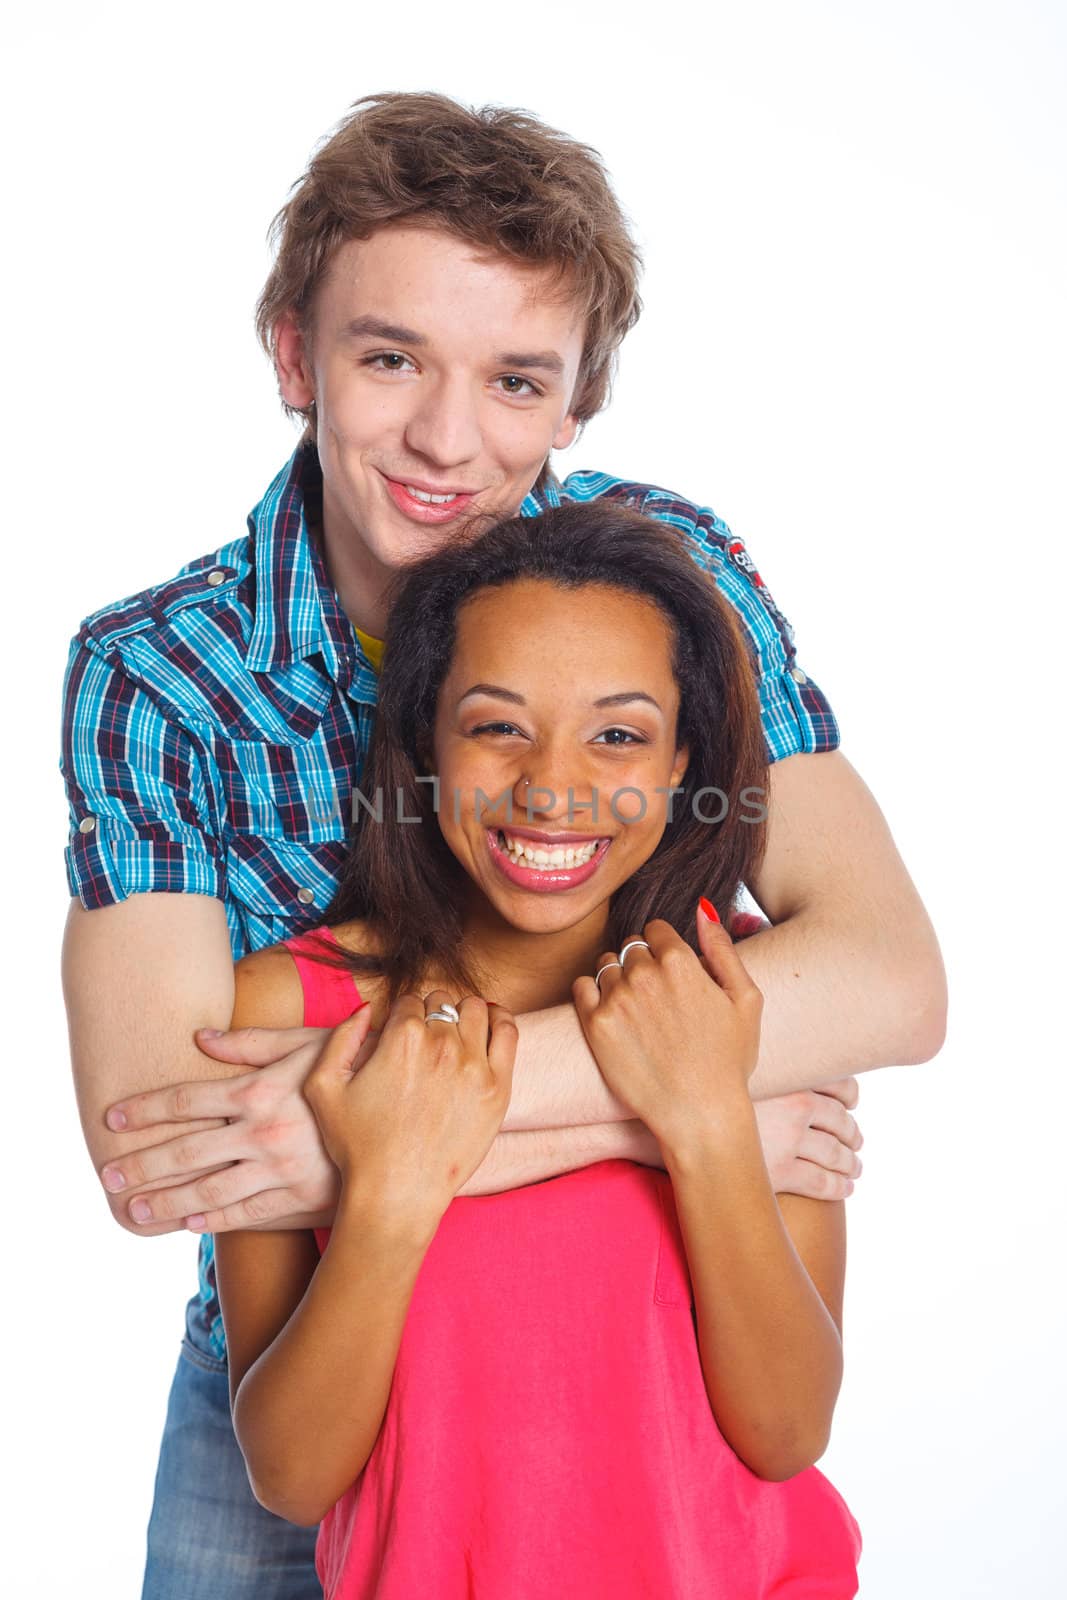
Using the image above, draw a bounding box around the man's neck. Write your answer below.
[312,499,392,639]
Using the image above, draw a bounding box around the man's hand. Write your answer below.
[752,1077,863,1199]
[99,1023,379,1232]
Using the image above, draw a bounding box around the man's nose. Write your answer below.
[403,376,483,470]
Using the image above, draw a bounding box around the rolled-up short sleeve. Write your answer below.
[60,634,223,908]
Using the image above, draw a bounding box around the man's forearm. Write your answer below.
[503,902,945,1127]
[735,907,946,1098]
[457,1119,660,1196]
[502,1002,632,1130]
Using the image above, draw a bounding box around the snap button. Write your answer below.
[206,569,226,587]
[297,887,315,905]
[790,667,808,685]
[78,815,97,834]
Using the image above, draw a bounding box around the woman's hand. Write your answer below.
[303,991,518,1226]
[572,917,762,1161]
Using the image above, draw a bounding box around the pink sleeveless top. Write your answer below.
[283,925,861,1600]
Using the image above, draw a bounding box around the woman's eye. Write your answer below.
[594,728,645,746]
[472,721,524,738]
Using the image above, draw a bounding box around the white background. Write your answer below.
[5,1,1065,1594]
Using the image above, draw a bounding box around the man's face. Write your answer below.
[275,225,585,586]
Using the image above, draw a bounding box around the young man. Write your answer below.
[60,93,945,1599]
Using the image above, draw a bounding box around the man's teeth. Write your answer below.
[498,832,601,868]
[405,485,459,504]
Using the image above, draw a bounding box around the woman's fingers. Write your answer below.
[303,1004,375,1100]
[694,907,763,1006]
[486,1002,519,1084]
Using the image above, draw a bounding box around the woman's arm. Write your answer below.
[665,1107,845,1481]
[217,1191,438,1526]
[215,951,442,1526]
[573,915,848,1481]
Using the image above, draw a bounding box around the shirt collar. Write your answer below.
[245,443,370,689]
[521,465,563,514]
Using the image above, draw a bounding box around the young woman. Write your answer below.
[215,501,862,1598]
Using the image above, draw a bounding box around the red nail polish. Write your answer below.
[698,897,720,923]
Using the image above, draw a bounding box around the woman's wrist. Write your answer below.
[335,1171,445,1251]
[658,1087,761,1181]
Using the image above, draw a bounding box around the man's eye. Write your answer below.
[496,374,541,397]
[363,352,415,373]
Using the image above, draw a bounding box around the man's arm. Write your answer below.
[734,750,946,1097]
[63,893,657,1231]
[63,893,240,1235]
[500,750,946,1124]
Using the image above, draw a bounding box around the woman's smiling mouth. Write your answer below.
[485,826,612,891]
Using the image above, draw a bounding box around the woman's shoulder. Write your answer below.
[232,943,306,1029]
[236,919,392,1029]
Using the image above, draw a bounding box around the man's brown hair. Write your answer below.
[256,91,643,475]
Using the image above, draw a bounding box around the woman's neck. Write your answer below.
[457,896,612,1014]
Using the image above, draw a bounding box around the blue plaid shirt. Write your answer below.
[60,443,839,1361]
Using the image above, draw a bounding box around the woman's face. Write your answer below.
[432,578,690,937]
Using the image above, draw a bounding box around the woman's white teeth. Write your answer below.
[406,485,458,504]
[499,833,600,868]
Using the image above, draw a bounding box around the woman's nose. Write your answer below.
[512,763,599,827]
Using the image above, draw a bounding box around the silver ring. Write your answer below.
[425,1000,461,1025]
[618,939,651,965]
[594,960,622,991]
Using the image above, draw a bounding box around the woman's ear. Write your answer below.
[669,744,690,789]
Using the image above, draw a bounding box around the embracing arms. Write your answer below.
[500,751,946,1119]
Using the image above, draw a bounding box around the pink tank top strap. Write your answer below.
[281,925,365,1028]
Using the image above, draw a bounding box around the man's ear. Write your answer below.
[274,313,316,410]
[552,411,580,452]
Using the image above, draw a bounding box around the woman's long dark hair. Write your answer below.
[307,500,769,1000]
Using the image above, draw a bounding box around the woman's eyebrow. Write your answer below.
[457,684,525,706]
[457,685,662,712]
[593,692,663,712]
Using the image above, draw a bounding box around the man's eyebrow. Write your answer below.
[457,686,663,712]
[340,318,564,376]
[341,315,427,345]
[493,349,566,376]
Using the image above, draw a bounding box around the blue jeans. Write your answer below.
[142,1340,322,1599]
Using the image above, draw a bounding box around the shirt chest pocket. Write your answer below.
[223,833,348,947]
[654,1174,695,1309]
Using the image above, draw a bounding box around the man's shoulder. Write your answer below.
[74,533,253,662]
[556,466,798,656]
[555,468,737,550]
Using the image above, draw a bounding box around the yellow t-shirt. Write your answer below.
[354,625,385,673]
